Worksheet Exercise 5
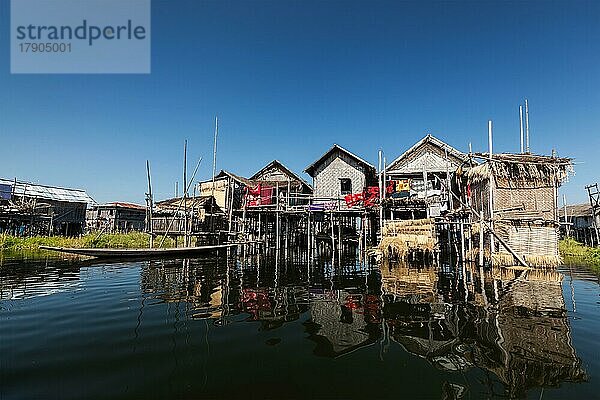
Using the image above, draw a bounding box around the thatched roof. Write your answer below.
[466,153,572,187]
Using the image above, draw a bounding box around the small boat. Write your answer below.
[39,243,238,258]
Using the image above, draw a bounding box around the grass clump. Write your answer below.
[559,238,600,273]
[0,232,174,252]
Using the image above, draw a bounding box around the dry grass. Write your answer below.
[466,249,561,267]
[379,218,436,259]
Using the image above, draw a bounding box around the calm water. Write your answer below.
[1,252,599,399]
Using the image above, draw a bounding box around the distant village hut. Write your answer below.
[86,202,146,233]
[305,144,377,209]
[151,196,224,237]
[466,153,573,267]
[198,170,250,216]
[249,160,312,207]
[384,134,471,219]
[0,178,95,236]
[562,203,598,246]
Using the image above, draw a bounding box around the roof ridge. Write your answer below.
[305,144,375,176]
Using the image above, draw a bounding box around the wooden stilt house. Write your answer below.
[86,202,146,233]
[249,160,312,207]
[384,134,471,219]
[304,144,377,210]
[150,196,225,244]
[465,153,573,267]
[0,178,96,236]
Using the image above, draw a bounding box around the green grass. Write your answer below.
[0,232,175,252]
[559,238,600,273]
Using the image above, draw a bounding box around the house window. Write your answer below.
[340,178,352,195]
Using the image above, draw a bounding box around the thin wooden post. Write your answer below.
[146,160,154,248]
[378,150,383,235]
[228,178,235,233]
[479,199,485,267]
[330,211,335,265]
[183,140,188,247]
[338,214,342,261]
[525,99,530,153]
[460,219,465,262]
[422,155,428,218]
[488,121,495,264]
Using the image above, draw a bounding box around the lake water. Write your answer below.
[1,252,599,399]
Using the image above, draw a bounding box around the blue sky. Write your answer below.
[0,0,598,204]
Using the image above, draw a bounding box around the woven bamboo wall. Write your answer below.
[495,186,555,221]
[312,152,368,199]
[499,223,559,256]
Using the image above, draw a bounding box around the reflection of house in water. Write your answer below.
[487,268,585,397]
[304,290,378,357]
[380,263,585,397]
[140,259,228,319]
[380,262,438,302]
[240,286,309,330]
[380,263,457,364]
[0,260,81,300]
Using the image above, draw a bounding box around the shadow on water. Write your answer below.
[0,246,595,399]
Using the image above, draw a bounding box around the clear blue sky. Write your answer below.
[1,0,598,204]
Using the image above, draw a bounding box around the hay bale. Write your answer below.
[378,234,435,258]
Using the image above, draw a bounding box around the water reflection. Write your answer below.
[0,257,82,301]
[133,253,587,397]
[0,251,591,398]
[381,263,586,397]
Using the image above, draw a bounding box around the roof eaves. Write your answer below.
[385,134,468,172]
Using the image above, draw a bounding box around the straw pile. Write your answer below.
[382,218,434,236]
[466,249,561,268]
[378,218,436,258]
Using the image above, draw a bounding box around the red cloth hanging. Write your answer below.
[260,186,273,205]
[363,186,379,207]
[386,181,396,194]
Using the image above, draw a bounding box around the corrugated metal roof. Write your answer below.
[565,203,592,217]
[0,178,96,205]
[95,202,146,210]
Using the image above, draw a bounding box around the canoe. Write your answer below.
[38,243,238,258]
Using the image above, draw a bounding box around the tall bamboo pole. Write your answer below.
[146,160,154,248]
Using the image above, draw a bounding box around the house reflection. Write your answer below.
[137,254,585,397]
[381,261,586,398]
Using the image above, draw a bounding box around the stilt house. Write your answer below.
[384,134,471,219]
[86,202,146,233]
[198,170,249,213]
[249,160,313,207]
[0,178,96,236]
[466,153,573,266]
[563,203,598,246]
[305,144,377,210]
[151,195,224,237]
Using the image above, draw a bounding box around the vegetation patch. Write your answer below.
[559,238,600,273]
[0,232,175,252]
